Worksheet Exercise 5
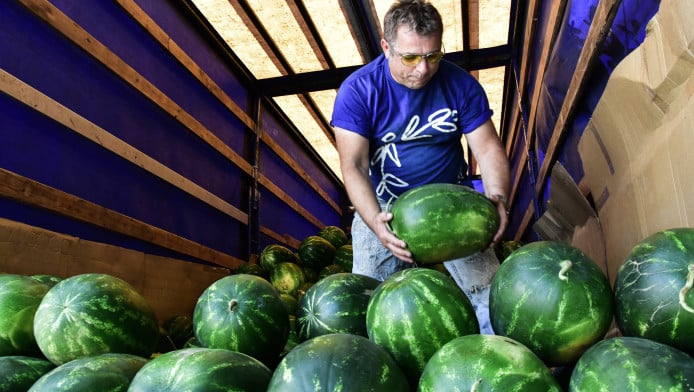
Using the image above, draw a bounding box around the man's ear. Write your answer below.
[380,38,390,55]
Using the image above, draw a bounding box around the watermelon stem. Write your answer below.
[228,299,238,312]
[679,264,694,314]
[558,260,572,281]
[471,378,482,391]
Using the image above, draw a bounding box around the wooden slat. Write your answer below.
[259,131,341,213]
[0,68,248,225]
[116,0,342,215]
[0,169,244,269]
[509,0,565,206]
[534,0,623,196]
[114,0,255,129]
[18,0,331,230]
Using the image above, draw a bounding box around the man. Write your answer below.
[331,0,510,333]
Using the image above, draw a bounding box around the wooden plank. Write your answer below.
[0,68,248,224]
[0,169,245,269]
[259,131,341,213]
[117,0,342,215]
[514,202,536,241]
[17,0,332,231]
[259,226,301,250]
[534,0,622,195]
[114,0,255,129]
[18,0,255,178]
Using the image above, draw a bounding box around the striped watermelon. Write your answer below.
[193,274,289,365]
[298,235,336,270]
[317,225,348,248]
[269,262,306,295]
[388,183,500,264]
[33,273,159,365]
[0,356,55,391]
[27,353,147,391]
[296,272,380,341]
[489,241,613,366]
[128,347,272,392]
[259,244,298,272]
[366,268,478,383]
[614,228,694,355]
[569,336,694,391]
[267,333,409,391]
[419,334,562,391]
[0,274,52,357]
[333,244,353,271]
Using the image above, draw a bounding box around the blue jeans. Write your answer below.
[351,201,499,334]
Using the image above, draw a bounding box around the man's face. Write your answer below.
[381,25,443,90]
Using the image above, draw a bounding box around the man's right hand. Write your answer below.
[371,211,414,263]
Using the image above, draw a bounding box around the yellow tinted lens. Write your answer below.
[426,51,444,63]
[400,54,422,66]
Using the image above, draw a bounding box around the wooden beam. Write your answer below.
[534,0,623,196]
[116,0,342,215]
[0,68,248,225]
[0,169,245,269]
[18,0,333,231]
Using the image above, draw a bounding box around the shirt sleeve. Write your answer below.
[330,81,371,138]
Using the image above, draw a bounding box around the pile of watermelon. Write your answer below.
[5,216,694,390]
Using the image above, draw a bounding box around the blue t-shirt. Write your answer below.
[331,55,493,201]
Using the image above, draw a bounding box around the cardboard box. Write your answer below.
[578,0,694,285]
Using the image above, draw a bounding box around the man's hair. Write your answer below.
[383,0,443,46]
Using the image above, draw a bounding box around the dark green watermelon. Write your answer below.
[269,262,306,296]
[27,353,147,391]
[298,235,336,270]
[318,264,345,278]
[0,356,55,392]
[162,314,194,349]
[569,336,694,391]
[33,273,160,365]
[267,333,409,391]
[333,244,353,271]
[317,225,348,248]
[0,274,52,357]
[366,268,478,383]
[128,347,272,392]
[259,244,298,272]
[614,228,694,355]
[193,274,289,365]
[388,183,500,264]
[489,241,613,366]
[419,334,562,391]
[296,272,380,341]
[235,261,268,278]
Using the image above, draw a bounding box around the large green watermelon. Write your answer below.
[296,272,380,341]
[419,334,562,391]
[27,353,147,391]
[569,336,694,391]
[33,273,159,365]
[0,356,55,392]
[489,241,613,366]
[0,274,52,357]
[298,235,336,270]
[259,244,298,272]
[267,333,409,391]
[388,183,500,264]
[193,274,289,365]
[366,268,478,383]
[317,225,348,248]
[614,228,694,355]
[128,347,272,392]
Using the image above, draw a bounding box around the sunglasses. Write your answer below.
[391,48,445,67]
